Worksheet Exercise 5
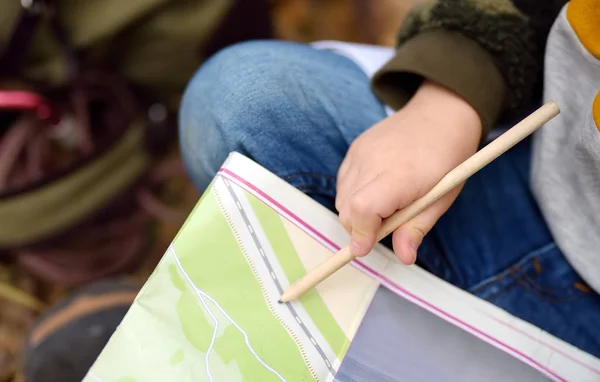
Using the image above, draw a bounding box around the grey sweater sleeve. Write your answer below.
[530,6,600,293]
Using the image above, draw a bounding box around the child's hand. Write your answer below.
[336,80,481,264]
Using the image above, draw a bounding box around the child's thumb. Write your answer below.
[391,187,462,264]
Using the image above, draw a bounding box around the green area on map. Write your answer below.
[87,184,347,381]
[247,194,348,354]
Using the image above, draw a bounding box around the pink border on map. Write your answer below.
[218,168,600,381]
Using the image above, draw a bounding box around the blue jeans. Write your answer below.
[179,41,600,364]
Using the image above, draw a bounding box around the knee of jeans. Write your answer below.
[178,40,305,190]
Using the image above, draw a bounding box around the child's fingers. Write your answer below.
[335,165,358,214]
[349,174,415,257]
[338,209,352,234]
[335,157,352,210]
[350,203,381,257]
[392,184,463,264]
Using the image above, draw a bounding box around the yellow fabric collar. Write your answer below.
[567,0,600,59]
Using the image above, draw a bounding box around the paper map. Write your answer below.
[84,162,377,381]
[85,152,600,382]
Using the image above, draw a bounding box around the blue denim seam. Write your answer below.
[469,242,591,304]
[469,242,558,294]
[469,243,587,303]
[506,269,586,303]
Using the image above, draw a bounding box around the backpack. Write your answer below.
[0,0,272,284]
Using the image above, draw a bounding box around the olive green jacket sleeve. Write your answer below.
[371,0,567,137]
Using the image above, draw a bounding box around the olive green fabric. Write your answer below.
[0,0,234,247]
[371,0,566,137]
[112,0,233,101]
[0,123,148,247]
[371,30,505,137]
[2,0,233,102]
[0,1,21,45]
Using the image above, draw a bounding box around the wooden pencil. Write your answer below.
[279,101,560,303]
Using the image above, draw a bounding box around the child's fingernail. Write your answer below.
[409,241,419,262]
[351,241,361,256]
[409,240,419,254]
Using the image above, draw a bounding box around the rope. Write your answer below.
[0,69,188,285]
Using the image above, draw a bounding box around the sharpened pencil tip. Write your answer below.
[278,299,283,304]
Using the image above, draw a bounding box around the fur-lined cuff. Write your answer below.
[372,30,506,136]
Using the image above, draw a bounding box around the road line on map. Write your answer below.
[169,246,287,382]
[213,179,319,379]
[222,178,337,375]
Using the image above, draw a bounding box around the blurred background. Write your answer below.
[0,0,418,381]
